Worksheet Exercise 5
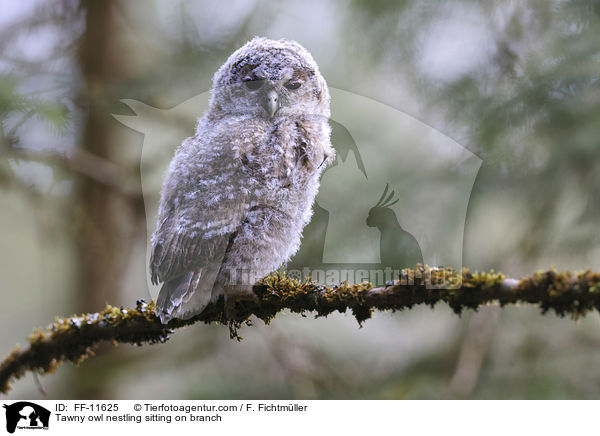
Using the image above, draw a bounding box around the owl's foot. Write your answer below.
[224,285,260,320]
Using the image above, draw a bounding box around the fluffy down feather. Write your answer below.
[151,37,334,323]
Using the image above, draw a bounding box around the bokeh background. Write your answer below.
[2,0,600,399]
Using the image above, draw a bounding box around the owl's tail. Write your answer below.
[155,270,214,324]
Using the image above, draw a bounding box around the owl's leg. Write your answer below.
[223,284,259,320]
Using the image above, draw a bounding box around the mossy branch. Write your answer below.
[2,266,600,395]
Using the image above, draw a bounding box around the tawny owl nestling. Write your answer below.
[150,37,334,323]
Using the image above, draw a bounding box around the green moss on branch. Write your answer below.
[1,266,600,395]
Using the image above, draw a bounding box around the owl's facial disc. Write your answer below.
[241,75,279,118]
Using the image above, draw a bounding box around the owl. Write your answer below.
[150,37,334,323]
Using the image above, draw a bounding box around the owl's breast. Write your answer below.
[270,118,328,172]
[230,116,329,208]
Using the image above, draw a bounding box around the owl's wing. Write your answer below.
[150,193,248,286]
[149,128,252,322]
[150,189,248,323]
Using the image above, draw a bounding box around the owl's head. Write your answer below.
[209,37,330,120]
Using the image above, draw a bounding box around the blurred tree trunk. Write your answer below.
[71,0,144,398]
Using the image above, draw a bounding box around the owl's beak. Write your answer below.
[265,89,279,118]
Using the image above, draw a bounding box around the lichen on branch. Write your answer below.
[1,266,600,395]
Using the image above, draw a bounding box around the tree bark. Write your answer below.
[1,267,599,395]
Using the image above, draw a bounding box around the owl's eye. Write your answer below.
[285,81,301,90]
[244,79,263,91]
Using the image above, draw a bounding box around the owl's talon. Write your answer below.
[224,286,260,320]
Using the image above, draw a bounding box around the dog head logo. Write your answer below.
[3,402,50,433]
